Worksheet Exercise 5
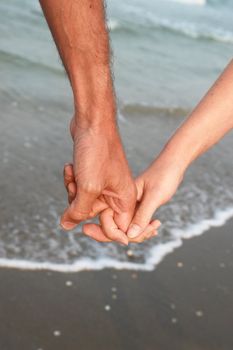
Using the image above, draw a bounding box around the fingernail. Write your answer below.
[127,224,142,238]
[122,238,129,246]
[61,221,76,230]
[119,239,129,246]
[118,241,128,246]
[117,235,128,246]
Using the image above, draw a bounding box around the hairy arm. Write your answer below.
[40,0,136,241]
[39,0,115,126]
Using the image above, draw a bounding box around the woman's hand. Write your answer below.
[126,157,183,239]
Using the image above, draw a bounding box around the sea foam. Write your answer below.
[0,207,232,273]
[107,19,120,31]
[148,15,233,44]
[171,0,206,5]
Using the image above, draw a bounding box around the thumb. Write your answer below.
[127,192,158,239]
[60,186,99,230]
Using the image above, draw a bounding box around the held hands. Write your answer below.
[62,152,184,244]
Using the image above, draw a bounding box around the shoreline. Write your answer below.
[0,208,232,274]
[0,219,233,349]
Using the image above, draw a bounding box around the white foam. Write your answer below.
[0,257,153,273]
[147,14,233,44]
[172,207,233,240]
[0,207,232,274]
[171,0,206,5]
[107,19,120,31]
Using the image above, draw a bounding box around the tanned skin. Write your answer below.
[65,60,233,243]
[39,0,137,245]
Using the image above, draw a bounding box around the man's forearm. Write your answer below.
[39,0,116,127]
[157,59,233,174]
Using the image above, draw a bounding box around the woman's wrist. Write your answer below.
[156,115,206,177]
[151,138,190,182]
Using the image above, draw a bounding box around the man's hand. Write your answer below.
[61,118,137,246]
[39,0,137,245]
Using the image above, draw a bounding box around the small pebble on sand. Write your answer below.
[171,318,178,324]
[111,287,117,292]
[126,249,134,258]
[105,305,111,311]
[195,310,204,317]
[131,273,138,279]
[112,274,118,280]
[170,303,176,310]
[66,281,73,287]
[177,262,184,268]
[112,294,117,300]
[53,330,61,337]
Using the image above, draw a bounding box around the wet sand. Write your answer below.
[0,219,233,350]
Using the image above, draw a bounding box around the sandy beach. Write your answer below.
[0,219,232,350]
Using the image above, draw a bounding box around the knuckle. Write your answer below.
[79,181,102,195]
[70,210,89,221]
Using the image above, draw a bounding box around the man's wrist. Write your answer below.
[70,64,117,129]
[71,110,118,138]
[74,110,117,131]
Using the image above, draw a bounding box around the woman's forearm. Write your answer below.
[157,59,233,174]
[39,0,116,128]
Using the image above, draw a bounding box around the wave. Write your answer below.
[170,0,206,5]
[121,102,189,117]
[108,13,233,45]
[147,15,233,44]
[0,49,64,76]
[0,207,232,273]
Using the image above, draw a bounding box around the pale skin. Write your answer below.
[64,60,233,243]
[39,1,233,243]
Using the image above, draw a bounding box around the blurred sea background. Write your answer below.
[0,0,233,272]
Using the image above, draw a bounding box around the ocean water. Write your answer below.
[0,0,232,272]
